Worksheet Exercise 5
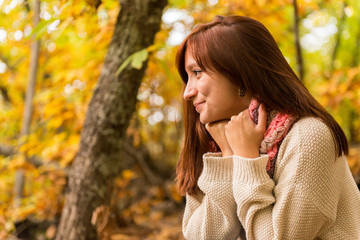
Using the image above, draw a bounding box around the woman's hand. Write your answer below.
[225,104,267,158]
[205,120,233,157]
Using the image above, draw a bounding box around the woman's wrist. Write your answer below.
[233,148,259,158]
[222,149,234,157]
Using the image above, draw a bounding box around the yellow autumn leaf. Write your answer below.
[255,0,267,7]
[60,151,75,167]
[7,155,26,170]
[169,184,183,203]
[48,117,63,129]
[62,111,74,120]
[15,204,37,220]
[68,135,80,145]
[122,169,136,181]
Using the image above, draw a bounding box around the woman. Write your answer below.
[175,15,360,240]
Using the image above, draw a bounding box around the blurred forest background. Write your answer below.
[0,0,359,239]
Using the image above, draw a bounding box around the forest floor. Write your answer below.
[95,164,186,240]
[9,205,185,240]
[110,209,184,240]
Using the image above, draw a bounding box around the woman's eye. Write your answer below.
[193,70,202,76]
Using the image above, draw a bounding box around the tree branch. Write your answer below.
[123,141,161,185]
[293,0,304,81]
[0,138,151,175]
[351,18,360,67]
[14,0,41,204]
[0,144,50,168]
[0,86,12,104]
[330,1,348,73]
[0,55,16,72]
[0,144,16,157]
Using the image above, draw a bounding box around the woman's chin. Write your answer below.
[199,115,210,125]
[199,115,223,125]
[199,118,208,125]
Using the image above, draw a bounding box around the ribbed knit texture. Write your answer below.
[182,117,360,240]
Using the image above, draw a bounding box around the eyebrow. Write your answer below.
[185,62,200,72]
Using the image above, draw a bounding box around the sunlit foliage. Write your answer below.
[0,0,359,238]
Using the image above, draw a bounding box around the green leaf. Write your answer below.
[27,20,54,39]
[115,55,133,76]
[115,48,149,76]
[131,49,148,69]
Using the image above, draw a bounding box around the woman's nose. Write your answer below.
[183,83,198,100]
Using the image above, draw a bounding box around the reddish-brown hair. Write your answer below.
[175,15,349,196]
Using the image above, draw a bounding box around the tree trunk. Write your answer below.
[55,0,167,239]
[13,0,40,206]
[293,0,304,81]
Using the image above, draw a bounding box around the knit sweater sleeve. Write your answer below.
[182,153,242,240]
[233,118,340,240]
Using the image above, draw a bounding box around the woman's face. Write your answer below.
[183,49,251,124]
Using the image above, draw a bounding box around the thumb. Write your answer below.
[257,104,267,132]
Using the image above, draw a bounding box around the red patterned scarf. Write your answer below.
[249,99,298,178]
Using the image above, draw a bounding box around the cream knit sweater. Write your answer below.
[182,117,360,240]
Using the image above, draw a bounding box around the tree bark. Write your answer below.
[293,0,304,81]
[55,0,167,239]
[13,0,40,205]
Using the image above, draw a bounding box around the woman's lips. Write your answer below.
[194,102,205,112]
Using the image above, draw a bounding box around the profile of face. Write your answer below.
[183,49,251,124]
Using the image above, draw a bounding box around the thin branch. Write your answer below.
[14,0,41,203]
[0,55,16,72]
[293,0,304,81]
[22,0,31,12]
[20,1,40,139]
[0,143,69,177]
[330,1,348,73]
[123,141,161,185]
[351,18,360,67]
[0,86,11,103]
[0,144,46,168]
[0,144,16,157]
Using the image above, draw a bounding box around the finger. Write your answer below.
[242,109,249,118]
[257,104,267,131]
[232,110,243,122]
[231,113,241,122]
[241,108,256,126]
[239,108,249,117]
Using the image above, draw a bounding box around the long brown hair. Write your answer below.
[175,15,349,196]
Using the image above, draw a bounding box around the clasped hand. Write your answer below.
[205,104,267,158]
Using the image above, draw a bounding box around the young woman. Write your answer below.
[175,15,360,240]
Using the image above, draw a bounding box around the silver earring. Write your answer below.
[238,88,246,97]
